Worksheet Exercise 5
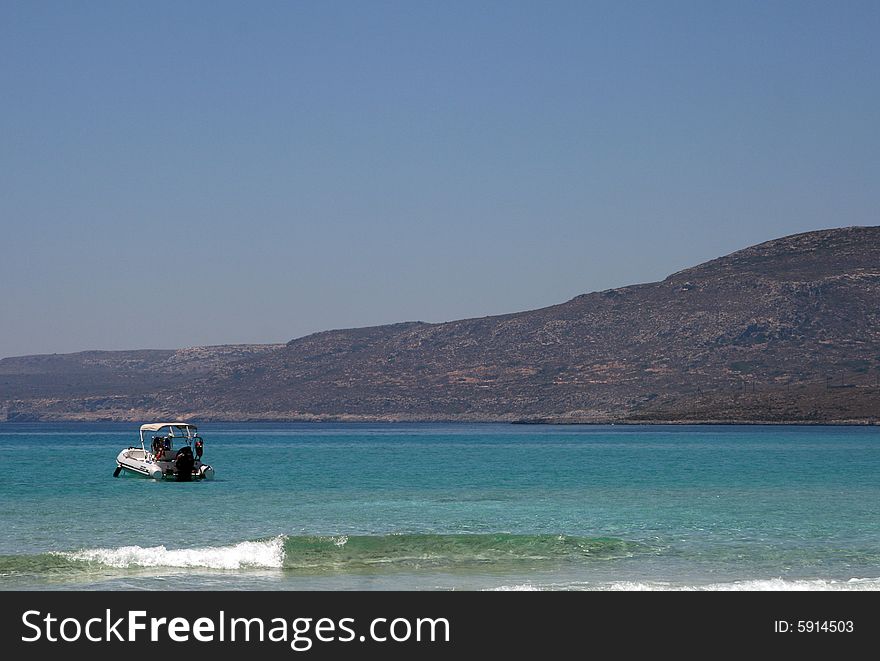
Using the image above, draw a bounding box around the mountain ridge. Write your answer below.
[3,226,879,423]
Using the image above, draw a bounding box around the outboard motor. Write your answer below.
[174,446,195,481]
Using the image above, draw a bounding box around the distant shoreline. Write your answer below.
[4,227,880,427]
[2,414,877,426]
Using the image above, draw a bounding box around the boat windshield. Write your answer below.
[139,423,198,451]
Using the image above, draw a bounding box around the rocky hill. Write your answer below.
[3,226,879,423]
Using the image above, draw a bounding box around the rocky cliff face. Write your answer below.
[3,227,879,422]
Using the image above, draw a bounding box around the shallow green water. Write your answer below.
[1,422,878,590]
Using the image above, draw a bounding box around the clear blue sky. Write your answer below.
[2,1,878,358]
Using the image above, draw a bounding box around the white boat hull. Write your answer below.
[115,448,214,481]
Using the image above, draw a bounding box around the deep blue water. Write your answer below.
[1,422,879,590]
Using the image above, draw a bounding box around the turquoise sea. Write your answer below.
[1,422,878,591]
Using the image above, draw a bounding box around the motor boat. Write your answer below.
[114,422,215,481]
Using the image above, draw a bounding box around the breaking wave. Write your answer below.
[61,537,285,570]
[3,536,878,591]
[0,533,636,576]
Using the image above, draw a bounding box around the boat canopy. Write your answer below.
[140,422,197,433]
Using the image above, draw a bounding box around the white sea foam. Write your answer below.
[490,583,541,591]
[57,536,286,570]
[605,577,880,591]
[490,577,880,591]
